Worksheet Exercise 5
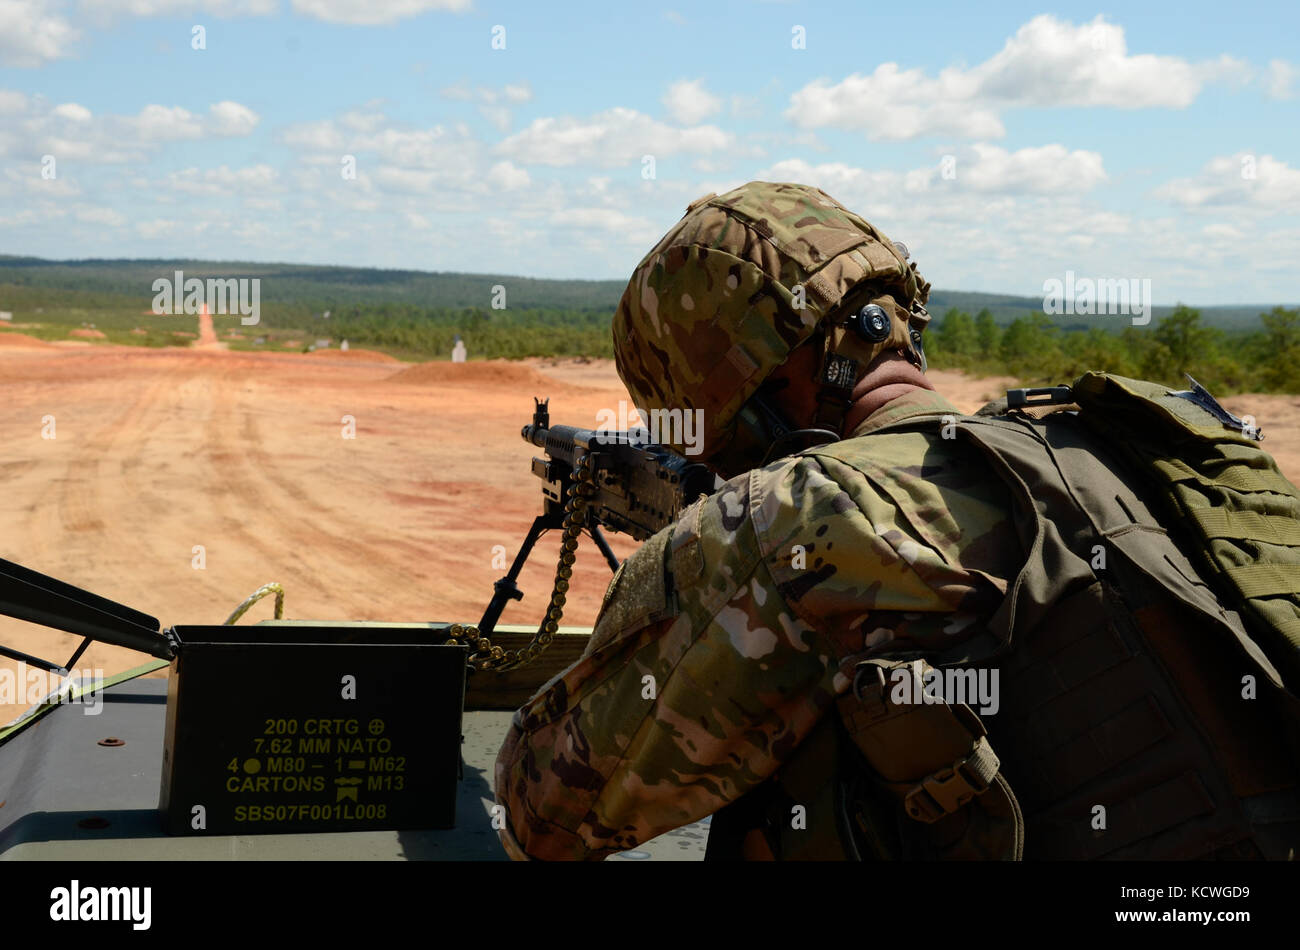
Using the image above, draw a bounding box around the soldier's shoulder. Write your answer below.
[744,398,1013,568]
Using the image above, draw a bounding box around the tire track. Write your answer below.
[200,363,416,618]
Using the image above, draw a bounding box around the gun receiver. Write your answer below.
[477,398,723,638]
[521,398,721,542]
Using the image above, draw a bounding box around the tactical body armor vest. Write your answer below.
[706,374,1300,860]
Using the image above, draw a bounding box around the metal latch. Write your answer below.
[1006,385,1073,409]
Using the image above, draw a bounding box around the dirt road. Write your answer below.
[1,345,1296,719]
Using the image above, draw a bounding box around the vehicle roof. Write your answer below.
[0,671,709,861]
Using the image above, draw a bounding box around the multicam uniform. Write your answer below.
[494,388,1023,860]
[493,180,1300,861]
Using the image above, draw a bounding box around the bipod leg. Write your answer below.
[587,521,621,573]
[477,510,564,637]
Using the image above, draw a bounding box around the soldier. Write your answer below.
[494,181,1300,861]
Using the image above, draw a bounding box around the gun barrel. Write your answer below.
[522,423,654,464]
[522,422,594,461]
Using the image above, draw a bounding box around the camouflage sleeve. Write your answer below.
[493,439,1010,860]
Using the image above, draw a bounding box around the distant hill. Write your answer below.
[923,289,1282,333]
[0,255,1289,331]
[0,256,626,312]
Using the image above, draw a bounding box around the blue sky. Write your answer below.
[1,0,1297,303]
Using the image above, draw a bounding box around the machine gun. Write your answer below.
[0,397,723,843]
[473,398,723,659]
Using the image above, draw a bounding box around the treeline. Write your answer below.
[299,300,1297,393]
[924,305,1299,394]
[2,274,1295,393]
[0,258,627,311]
[279,302,616,359]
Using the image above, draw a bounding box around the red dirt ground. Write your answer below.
[0,348,1295,720]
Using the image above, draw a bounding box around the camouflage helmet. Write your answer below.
[613,181,931,470]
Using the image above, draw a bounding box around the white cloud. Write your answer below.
[2,164,80,196]
[494,107,732,167]
[280,118,349,152]
[974,15,1242,108]
[164,164,278,195]
[486,160,529,190]
[662,79,723,125]
[0,90,29,113]
[289,0,470,25]
[74,206,126,227]
[756,159,916,213]
[0,96,260,164]
[786,64,1001,140]
[1265,60,1297,100]
[372,166,439,193]
[479,106,511,132]
[959,143,1108,194]
[136,218,177,238]
[244,196,282,212]
[339,107,389,133]
[439,82,533,106]
[4,0,467,65]
[438,83,532,132]
[79,0,276,15]
[281,113,491,200]
[1201,223,1244,241]
[230,219,273,241]
[439,83,475,102]
[551,207,660,248]
[0,206,67,227]
[786,15,1246,140]
[52,102,91,121]
[208,100,259,136]
[281,115,535,214]
[759,144,1104,208]
[1155,153,1300,215]
[121,101,252,142]
[132,104,205,140]
[742,152,1153,300]
[124,101,257,141]
[371,125,477,166]
[0,0,78,67]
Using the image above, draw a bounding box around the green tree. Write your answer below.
[974,308,1000,358]
[1258,306,1300,392]
[1151,305,1219,382]
[1058,328,1134,378]
[937,308,977,357]
[999,313,1062,379]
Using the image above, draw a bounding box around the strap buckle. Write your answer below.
[902,737,998,823]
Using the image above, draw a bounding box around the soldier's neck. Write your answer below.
[841,353,935,435]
